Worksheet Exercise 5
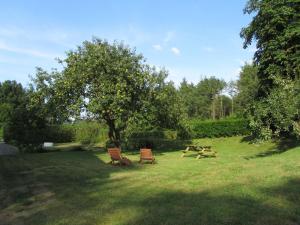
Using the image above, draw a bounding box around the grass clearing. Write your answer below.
[0,136,299,225]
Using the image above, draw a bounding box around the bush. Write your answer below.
[125,129,178,149]
[45,125,75,143]
[190,119,249,138]
[46,122,108,145]
[73,121,108,145]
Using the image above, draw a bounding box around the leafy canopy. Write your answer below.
[241,0,300,139]
[53,39,162,146]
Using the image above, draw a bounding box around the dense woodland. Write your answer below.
[0,0,299,149]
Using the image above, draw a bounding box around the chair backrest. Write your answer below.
[108,148,122,160]
[140,148,153,158]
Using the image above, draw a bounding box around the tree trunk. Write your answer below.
[220,95,223,118]
[231,98,234,116]
[107,119,121,147]
[211,95,217,120]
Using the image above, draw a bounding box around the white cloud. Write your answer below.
[171,47,180,56]
[164,31,175,43]
[0,41,61,59]
[152,44,162,51]
[203,47,214,52]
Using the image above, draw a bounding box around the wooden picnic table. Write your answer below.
[181,145,217,159]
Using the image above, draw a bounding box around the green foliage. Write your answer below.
[241,0,300,96]
[29,68,69,124]
[42,38,175,147]
[1,80,48,148]
[248,80,300,140]
[3,107,47,147]
[178,77,229,120]
[0,80,26,124]
[235,64,259,115]
[190,119,249,138]
[125,129,179,149]
[73,122,108,145]
[45,122,108,145]
[45,125,75,143]
[240,0,300,140]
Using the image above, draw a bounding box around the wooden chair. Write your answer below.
[108,148,132,165]
[140,148,155,164]
[108,148,123,165]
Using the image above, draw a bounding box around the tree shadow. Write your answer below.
[123,139,192,155]
[0,150,142,225]
[122,178,300,225]
[245,138,300,159]
[240,135,255,143]
[1,150,299,225]
[153,139,192,152]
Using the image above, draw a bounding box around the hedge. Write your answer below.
[189,119,249,138]
[45,122,108,145]
[124,129,178,149]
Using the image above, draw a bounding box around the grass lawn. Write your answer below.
[0,136,299,225]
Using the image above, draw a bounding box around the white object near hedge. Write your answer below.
[43,142,54,148]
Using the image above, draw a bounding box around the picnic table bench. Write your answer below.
[181,145,217,159]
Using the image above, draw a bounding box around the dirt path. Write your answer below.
[0,142,18,155]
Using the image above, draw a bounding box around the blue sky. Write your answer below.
[0,0,255,86]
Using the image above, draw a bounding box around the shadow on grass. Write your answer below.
[121,178,300,225]
[124,139,192,155]
[240,135,256,143]
[245,138,300,160]
[0,150,141,225]
[1,150,299,225]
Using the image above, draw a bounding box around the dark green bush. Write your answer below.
[190,119,249,138]
[45,125,75,143]
[45,122,108,145]
[125,129,178,149]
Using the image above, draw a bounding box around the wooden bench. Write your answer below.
[182,145,216,159]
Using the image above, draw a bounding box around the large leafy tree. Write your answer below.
[241,0,300,139]
[178,79,202,118]
[241,0,300,96]
[197,77,226,120]
[0,80,48,146]
[235,64,259,114]
[29,67,68,124]
[0,80,26,123]
[178,77,227,120]
[52,39,158,146]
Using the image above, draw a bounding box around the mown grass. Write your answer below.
[0,136,299,225]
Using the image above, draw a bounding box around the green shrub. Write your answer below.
[45,125,75,143]
[45,122,108,145]
[190,119,249,138]
[74,121,108,145]
[125,129,178,149]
